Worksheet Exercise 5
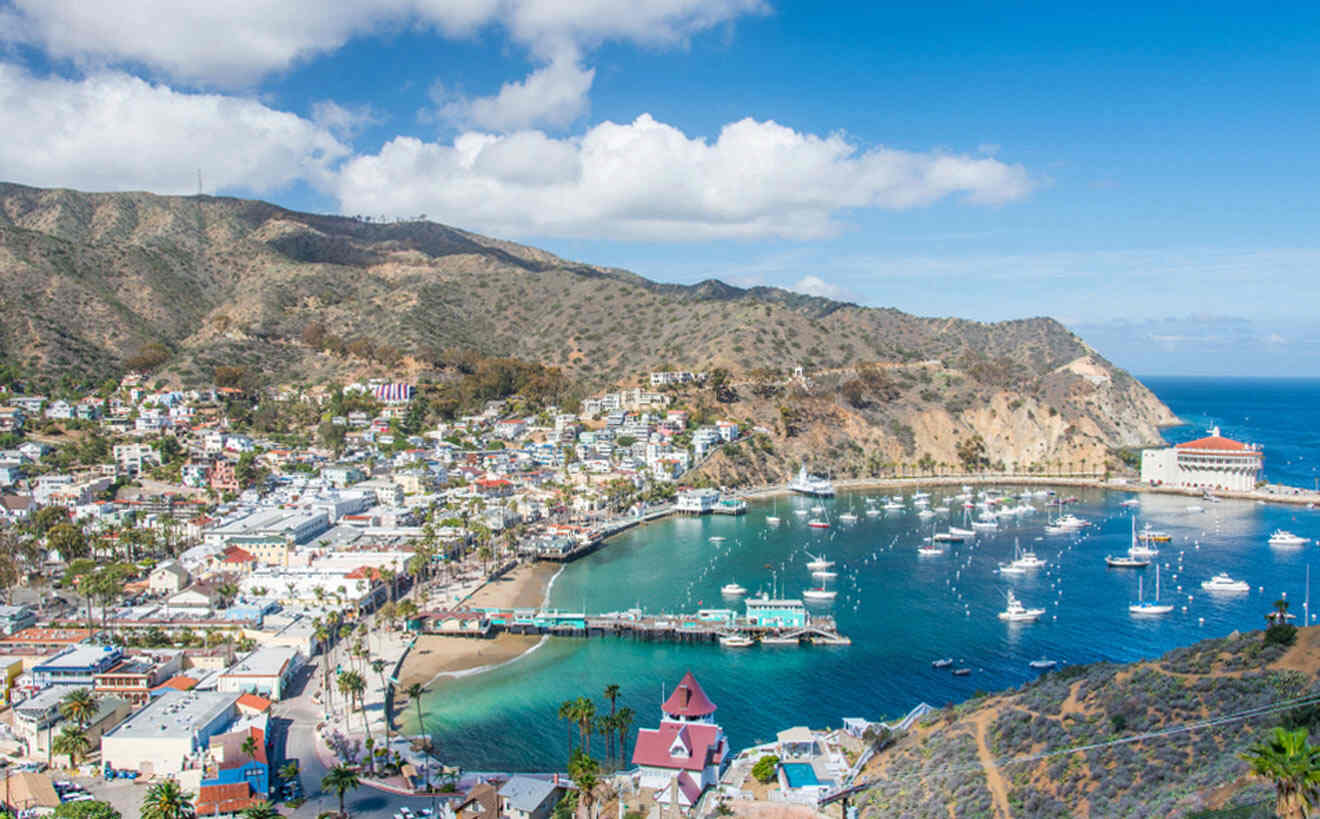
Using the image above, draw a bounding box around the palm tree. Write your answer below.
[217,581,239,607]
[568,750,601,819]
[558,699,577,750]
[1270,598,1292,626]
[239,802,282,819]
[60,687,98,728]
[1241,726,1320,819]
[371,658,391,753]
[615,707,634,767]
[596,714,616,769]
[573,696,596,755]
[321,764,361,818]
[338,670,370,748]
[141,779,195,819]
[241,733,259,764]
[52,724,90,769]
[278,761,299,785]
[406,682,430,791]
[602,684,621,766]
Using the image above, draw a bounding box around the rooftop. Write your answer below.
[499,776,560,813]
[222,646,297,678]
[106,689,237,740]
[662,671,717,718]
[35,643,121,671]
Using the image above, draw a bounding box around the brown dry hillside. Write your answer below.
[860,627,1320,817]
[0,181,1176,472]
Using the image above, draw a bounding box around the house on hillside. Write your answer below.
[631,672,729,813]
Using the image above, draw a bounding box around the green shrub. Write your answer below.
[1265,624,1298,647]
[751,754,779,783]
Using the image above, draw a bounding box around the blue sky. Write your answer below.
[2,0,1319,375]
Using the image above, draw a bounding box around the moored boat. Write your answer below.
[1269,529,1310,547]
[997,591,1046,622]
[720,633,755,647]
[1029,658,1058,669]
[1202,573,1250,593]
[721,583,747,597]
[931,657,954,668]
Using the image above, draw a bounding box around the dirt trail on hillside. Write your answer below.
[971,708,1012,818]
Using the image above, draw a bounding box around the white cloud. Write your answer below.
[789,275,852,301]
[439,51,594,131]
[334,114,1035,240]
[0,0,766,86]
[311,99,381,139]
[0,65,347,194]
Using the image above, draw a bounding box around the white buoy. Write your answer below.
[1188,595,1195,602]
[1259,586,1264,593]
[1199,617,1205,626]
[1181,606,1188,612]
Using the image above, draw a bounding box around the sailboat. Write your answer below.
[765,497,781,527]
[804,573,838,602]
[805,553,835,571]
[1129,565,1174,615]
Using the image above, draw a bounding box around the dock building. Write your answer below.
[1141,428,1263,492]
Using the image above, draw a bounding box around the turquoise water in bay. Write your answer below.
[418,378,1320,772]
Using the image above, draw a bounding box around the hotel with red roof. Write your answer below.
[1141,427,1263,492]
[631,671,728,811]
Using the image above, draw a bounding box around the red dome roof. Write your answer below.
[662,671,717,718]
[1176,435,1252,453]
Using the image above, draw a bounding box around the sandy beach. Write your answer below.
[394,561,561,695]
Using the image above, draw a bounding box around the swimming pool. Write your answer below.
[781,762,819,788]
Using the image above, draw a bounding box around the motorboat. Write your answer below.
[997,591,1046,622]
[913,491,931,501]
[709,536,727,543]
[761,635,800,646]
[917,509,935,519]
[805,554,835,571]
[1202,573,1250,593]
[1028,658,1058,670]
[803,587,838,602]
[917,544,944,556]
[807,519,831,529]
[811,569,839,579]
[948,526,976,538]
[720,633,755,648]
[997,563,1026,575]
[883,500,904,511]
[793,509,808,517]
[931,657,954,668]
[1044,524,1071,536]
[839,512,859,523]
[971,518,999,532]
[789,466,835,497]
[865,508,882,518]
[1005,538,1046,570]
[1120,498,1140,507]
[1057,514,1089,529]
[1130,566,1174,615]
[952,667,972,677]
[765,516,781,527]
[811,505,826,514]
[1185,505,1205,513]
[1136,524,1172,543]
[1269,530,1310,547]
[1105,553,1151,568]
[933,531,965,543]
[721,583,747,597]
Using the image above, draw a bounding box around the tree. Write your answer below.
[52,725,90,769]
[956,435,989,472]
[615,706,634,767]
[568,750,601,819]
[321,764,361,818]
[751,755,779,784]
[53,801,122,819]
[406,682,430,790]
[279,761,300,785]
[1240,726,1320,819]
[140,779,195,819]
[571,697,596,755]
[47,523,88,560]
[239,802,282,819]
[241,733,259,764]
[337,670,370,747]
[371,658,392,754]
[218,582,240,608]
[603,684,621,765]
[60,687,98,728]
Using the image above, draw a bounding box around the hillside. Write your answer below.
[860,626,1320,817]
[0,182,1177,475]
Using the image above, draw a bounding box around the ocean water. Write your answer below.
[415,378,1320,772]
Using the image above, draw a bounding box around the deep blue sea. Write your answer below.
[415,377,1320,772]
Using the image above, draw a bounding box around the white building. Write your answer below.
[101,690,239,775]
[631,672,727,811]
[676,489,720,515]
[114,443,160,475]
[217,646,304,701]
[1141,428,1263,492]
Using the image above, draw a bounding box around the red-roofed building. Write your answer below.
[1142,426,1263,492]
[154,675,199,692]
[474,477,514,498]
[236,693,273,715]
[196,782,258,816]
[632,672,727,812]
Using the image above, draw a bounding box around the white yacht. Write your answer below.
[997,591,1046,622]
[1007,538,1046,570]
[709,536,727,543]
[811,569,839,579]
[1105,553,1151,568]
[865,508,882,518]
[765,516,781,527]
[1029,658,1058,670]
[933,531,965,543]
[883,500,904,511]
[917,543,944,556]
[971,517,999,532]
[805,554,835,571]
[948,526,976,538]
[793,508,808,517]
[1130,566,1174,615]
[720,633,755,647]
[917,508,935,520]
[789,466,835,497]
[721,583,747,597]
[1202,573,1250,593]
[839,512,859,523]
[1269,530,1310,547]
[1120,498,1140,507]
[803,587,838,602]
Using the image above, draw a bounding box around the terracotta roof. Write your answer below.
[155,675,199,691]
[197,782,257,816]
[661,671,716,717]
[220,546,256,563]
[1176,435,1254,453]
[236,692,273,713]
[631,721,723,772]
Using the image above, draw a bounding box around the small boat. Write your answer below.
[1120,498,1140,507]
[948,526,976,538]
[1130,566,1174,615]
[765,516,781,527]
[971,519,999,532]
[883,500,903,511]
[1044,524,1070,536]
[1185,505,1205,513]
[933,532,964,543]
[998,591,1046,622]
[952,667,972,677]
[917,544,944,556]
[761,635,800,646]
[803,587,838,602]
[1269,530,1310,547]
[720,633,755,648]
[914,491,931,501]
[1202,573,1250,593]
[839,512,859,523]
[997,563,1025,575]
[709,536,727,543]
[811,569,839,579]
[1007,538,1046,570]
[917,509,935,519]
[805,554,835,571]
[810,505,826,514]
[1029,658,1058,670]
[1105,553,1151,568]
[865,508,881,518]
[931,658,954,669]
[807,519,831,529]
[793,509,808,517]
[1136,523,1172,543]
[721,583,747,597]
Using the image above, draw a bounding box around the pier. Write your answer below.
[422,599,851,647]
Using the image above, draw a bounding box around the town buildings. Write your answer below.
[1141,427,1264,492]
